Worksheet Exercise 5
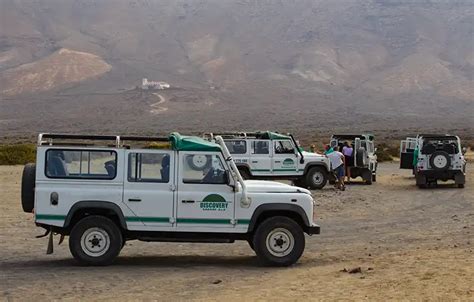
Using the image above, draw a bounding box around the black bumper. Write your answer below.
[306,225,321,235]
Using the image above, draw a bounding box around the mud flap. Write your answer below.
[46,231,54,254]
[455,173,465,185]
[416,174,427,186]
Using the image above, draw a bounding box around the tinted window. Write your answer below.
[251,140,269,154]
[128,152,170,183]
[224,140,247,154]
[46,149,116,179]
[182,154,226,184]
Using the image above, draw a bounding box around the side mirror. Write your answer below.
[462,147,467,155]
[374,147,378,153]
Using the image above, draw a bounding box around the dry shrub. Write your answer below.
[0,144,36,165]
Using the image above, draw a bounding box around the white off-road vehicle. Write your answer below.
[400,134,466,188]
[329,134,377,184]
[21,133,320,266]
[204,132,331,189]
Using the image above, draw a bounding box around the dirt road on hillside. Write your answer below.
[1,163,473,301]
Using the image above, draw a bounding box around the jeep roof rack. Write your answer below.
[418,134,459,141]
[205,131,290,140]
[38,132,221,152]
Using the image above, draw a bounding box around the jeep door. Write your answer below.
[400,138,416,169]
[272,139,300,174]
[249,140,272,175]
[176,152,235,230]
[123,150,175,230]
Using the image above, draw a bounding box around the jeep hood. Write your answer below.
[302,150,324,157]
[243,180,311,194]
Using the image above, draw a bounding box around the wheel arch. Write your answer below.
[303,162,329,175]
[236,164,252,175]
[247,204,310,233]
[64,201,127,231]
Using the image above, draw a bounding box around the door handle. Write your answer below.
[275,161,281,163]
[251,161,258,163]
[128,198,142,202]
[181,200,195,203]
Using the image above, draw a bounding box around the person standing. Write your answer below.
[326,146,346,190]
[342,141,353,182]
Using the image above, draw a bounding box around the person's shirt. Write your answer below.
[327,151,344,169]
[342,146,353,157]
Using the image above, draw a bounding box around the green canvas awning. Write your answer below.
[169,132,221,152]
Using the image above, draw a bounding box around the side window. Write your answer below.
[182,154,227,184]
[128,152,170,183]
[251,140,269,154]
[224,140,247,154]
[274,140,295,154]
[46,149,117,179]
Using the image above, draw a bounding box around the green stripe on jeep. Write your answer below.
[237,219,251,224]
[273,169,298,172]
[36,214,66,220]
[125,216,169,223]
[177,218,231,224]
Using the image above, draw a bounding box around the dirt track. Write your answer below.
[1,163,473,301]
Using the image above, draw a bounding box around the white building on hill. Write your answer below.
[142,78,170,90]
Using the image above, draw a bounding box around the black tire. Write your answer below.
[247,239,255,251]
[252,216,305,267]
[69,215,123,266]
[363,170,372,185]
[21,163,36,213]
[429,151,451,171]
[305,166,328,189]
[356,148,368,167]
[187,154,211,171]
[238,167,251,180]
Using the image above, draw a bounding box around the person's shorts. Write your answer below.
[344,155,354,167]
[334,165,345,179]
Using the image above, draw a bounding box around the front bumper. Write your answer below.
[306,224,321,235]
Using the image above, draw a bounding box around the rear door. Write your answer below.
[123,149,175,230]
[400,138,416,169]
[249,140,272,175]
[176,152,235,230]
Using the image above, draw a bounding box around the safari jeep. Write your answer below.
[330,134,377,184]
[204,132,331,189]
[21,133,320,266]
[400,134,466,188]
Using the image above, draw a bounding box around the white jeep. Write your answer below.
[400,134,466,188]
[205,132,331,189]
[21,133,320,266]
[329,134,377,184]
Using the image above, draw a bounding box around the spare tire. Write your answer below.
[21,163,36,213]
[429,151,450,171]
[187,154,211,171]
[356,148,368,167]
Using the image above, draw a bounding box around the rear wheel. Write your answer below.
[252,216,305,267]
[305,167,327,189]
[69,215,123,266]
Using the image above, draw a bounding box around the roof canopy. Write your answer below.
[169,132,221,152]
[331,134,374,141]
[255,131,291,140]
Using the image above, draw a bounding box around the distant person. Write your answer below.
[342,141,353,182]
[327,146,346,190]
[310,144,316,153]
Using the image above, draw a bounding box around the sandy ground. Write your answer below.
[1,163,473,301]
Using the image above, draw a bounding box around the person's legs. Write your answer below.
[337,165,345,190]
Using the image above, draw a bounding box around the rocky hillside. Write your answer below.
[0,0,473,138]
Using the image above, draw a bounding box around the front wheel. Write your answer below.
[252,216,305,267]
[69,215,123,266]
[305,167,328,189]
